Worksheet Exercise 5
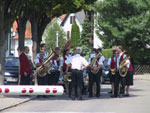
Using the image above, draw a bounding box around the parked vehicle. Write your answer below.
[4,57,19,84]
[101,59,110,84]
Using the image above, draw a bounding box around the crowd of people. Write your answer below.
[18,44,134,100]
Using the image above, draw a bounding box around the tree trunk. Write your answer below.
[37,15,51,53]
[31,17,39,60]
[17,19,27,52]
[0,3,7,85]
[16,9,28,52]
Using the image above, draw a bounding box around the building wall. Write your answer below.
[62,14,83,39]
[13,39,33,58]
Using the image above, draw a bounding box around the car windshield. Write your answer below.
[5,57,19,67]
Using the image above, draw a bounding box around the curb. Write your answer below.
[0,96,36,112]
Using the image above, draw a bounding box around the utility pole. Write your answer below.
[56,31,58,47]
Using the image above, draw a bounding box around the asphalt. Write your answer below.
[0,74,150,112]
[0,95,36,112]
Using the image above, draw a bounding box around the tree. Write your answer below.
[44,19,66,51]
[81,14,92,58]
[16,3,29,52]
[70,21,80,47]
[94,0,150,64]
[0,0,25,84]
[28,0,97,59]
[0,0,98,84]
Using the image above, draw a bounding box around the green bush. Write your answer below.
[102,48,113,59]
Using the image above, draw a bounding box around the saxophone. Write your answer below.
[36,51,55,77]
[119,56,130,77]
[90,52,102,74]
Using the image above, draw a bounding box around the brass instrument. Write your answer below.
[111,68,116,75]
[64,64,72,82]
[90,52,102,74]
[36,51,55,77]
[64,72,72,82]
[119,56,130,77]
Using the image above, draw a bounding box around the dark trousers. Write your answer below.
[114,72,126,96]
[37,75,48,85]
[48,70,60,85]
[71,69,83,99]
[88,71,101,96]
[20,74,31,85]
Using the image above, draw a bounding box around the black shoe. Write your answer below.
[119,94,123,98]
[124,94,129,97]
[37,95,42,98]
[77,97,83,100]
[42,95,48,98]
[72,97,75,100]
[88,95,93,98]
[108,90,112,94]
[110,94,117,98]
[96,94,100,98]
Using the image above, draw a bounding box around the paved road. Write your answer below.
[2,78,150,113]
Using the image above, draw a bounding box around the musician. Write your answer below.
[35,43,50,85]
[34,51,48,85]
[115,46,127,98]
[88,48,105,98]
[61,48,72,97]
[49,47,61,85]
[124,52,134,97]
[107,50,118,97]
[19,46,33,85]
[35,43,49,60]
[65,47,89,100]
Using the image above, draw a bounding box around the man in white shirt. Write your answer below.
[65,47,89,100]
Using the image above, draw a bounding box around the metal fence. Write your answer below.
[134,65,150,75]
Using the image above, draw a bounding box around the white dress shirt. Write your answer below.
[35,51,49,60]
[65,54,89,70]
[117,52,126,70]
[107,57,117,66]
[98,56,105,65]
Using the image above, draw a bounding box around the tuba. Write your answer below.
[119,56,130,77]
[36,50,55,77]
[90,52,102,74]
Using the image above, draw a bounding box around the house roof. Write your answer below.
[61,14,67,20]
[75,10,85,24]
[60,10,85,26]
[60,14,69,26]
[13,21,32,39]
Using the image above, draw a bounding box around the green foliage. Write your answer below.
[80,14,93,58]
[44,19,66,51]
[102,48,113,59]
[70,21,80,47]
[94,0,150,64]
